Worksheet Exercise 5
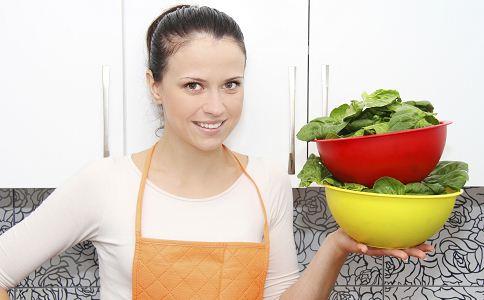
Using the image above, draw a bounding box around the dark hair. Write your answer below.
[146,5,246,135]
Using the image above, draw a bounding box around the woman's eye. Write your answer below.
[225,81,240,89]
[185,82,202,91]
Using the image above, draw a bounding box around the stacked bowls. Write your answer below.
[313,120,462,249]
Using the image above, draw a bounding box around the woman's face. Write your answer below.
[147,33,245,152]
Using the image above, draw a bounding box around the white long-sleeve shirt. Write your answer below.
[0,154,301,299]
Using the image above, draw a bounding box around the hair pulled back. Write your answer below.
[146,4,246,134]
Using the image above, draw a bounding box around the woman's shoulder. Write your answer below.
[85,154,130,171]
[73,154,133,183]
[244,155,289,186]
[245,153,284,172]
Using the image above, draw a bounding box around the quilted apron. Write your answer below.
[132,141,270,299]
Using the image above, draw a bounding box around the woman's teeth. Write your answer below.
[195,121,223,129]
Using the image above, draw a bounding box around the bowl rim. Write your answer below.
[323,184,463,198]
[312,120,452,143]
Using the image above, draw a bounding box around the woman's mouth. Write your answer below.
[192,120,227,135]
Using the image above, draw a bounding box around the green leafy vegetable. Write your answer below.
[296,117,347,141]
[362,89,400,108]
[296,89,439,142]
[350,122,390,137]
[297,154,331,187]
[330,100,364,122]
[403,181,446,195]
[372,177,406,195]
[321,177,343,187]
[297,155,469,195]
[341,183,368,192]
[296,88,467,195]
[423,161,469,191]
[388,104,439,132]
[403,100,434,113]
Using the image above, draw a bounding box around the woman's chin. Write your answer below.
[193,139,225,152]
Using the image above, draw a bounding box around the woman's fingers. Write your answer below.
[414,243,434,253]
[356,243,368,254]
[362,244,434,260]
[365,248,408,260]
[402,247,427,259]
[350,238,435,261]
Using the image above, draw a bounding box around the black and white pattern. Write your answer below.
[0,189,100,299]
[0,186,482,299]
[15,287,100,300]
[294,187,484,299]
[0,189,13,235]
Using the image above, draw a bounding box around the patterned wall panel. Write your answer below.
[0,189,14,235]
[0,187,482,299]
[294,187,484,300]
[383,187,484,287]
[12,189,100,290]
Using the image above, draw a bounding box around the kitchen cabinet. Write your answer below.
[308,0,484,186]
[0,0,124,187]
[4,0,482,188]
[123,0,309,187]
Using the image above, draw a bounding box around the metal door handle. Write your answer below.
[288,66,296,174]
[102,65,110,157]
[322,64,329,117]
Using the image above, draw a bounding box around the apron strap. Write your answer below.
[222,144,270,246]
[134,141,157,238]
[135,142,270,248]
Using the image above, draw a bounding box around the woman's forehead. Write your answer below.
[165,35,245,78]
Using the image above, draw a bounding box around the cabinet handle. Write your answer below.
[102,65,110,157]
[288,66,296,175]
[322,64,330,116]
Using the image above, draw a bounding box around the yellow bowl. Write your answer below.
[323,184,462,249]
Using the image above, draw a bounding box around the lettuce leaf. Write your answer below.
[296,88,439,142]
[297,155,469,195]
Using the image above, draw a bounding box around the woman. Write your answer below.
[0,4,433,299]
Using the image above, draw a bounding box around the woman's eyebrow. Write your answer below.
[180,76,244,82]
[226,76,244,81]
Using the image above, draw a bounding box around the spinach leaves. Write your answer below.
[296,88,468,195]
[296,153,331,187]
[297,157,469,195]
[296,89,439,141]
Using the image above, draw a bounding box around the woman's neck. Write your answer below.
[152,132,235,184]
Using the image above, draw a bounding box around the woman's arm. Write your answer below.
[0,288,9,300]
[262,161,433,299]
[0,159,108,288]
[280,228,433,300]
[279,232,347,300]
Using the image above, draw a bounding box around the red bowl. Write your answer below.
[313,121,451,187]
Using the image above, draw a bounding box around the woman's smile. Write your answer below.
[192,119,227,135]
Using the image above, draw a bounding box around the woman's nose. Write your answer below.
[202,91,225,116]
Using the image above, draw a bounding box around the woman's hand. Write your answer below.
[327,228,434,261]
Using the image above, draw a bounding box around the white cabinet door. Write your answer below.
[0,0,124,187]
[123,0,308,187]
[309,0,484,186]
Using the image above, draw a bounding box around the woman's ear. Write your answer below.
[146,69,163,105]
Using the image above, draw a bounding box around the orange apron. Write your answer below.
[132,141,270,299]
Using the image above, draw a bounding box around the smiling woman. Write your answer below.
[145,32,245,151]
[0,3,435,300]
[0,4,301,300]
[146,4,246,147]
